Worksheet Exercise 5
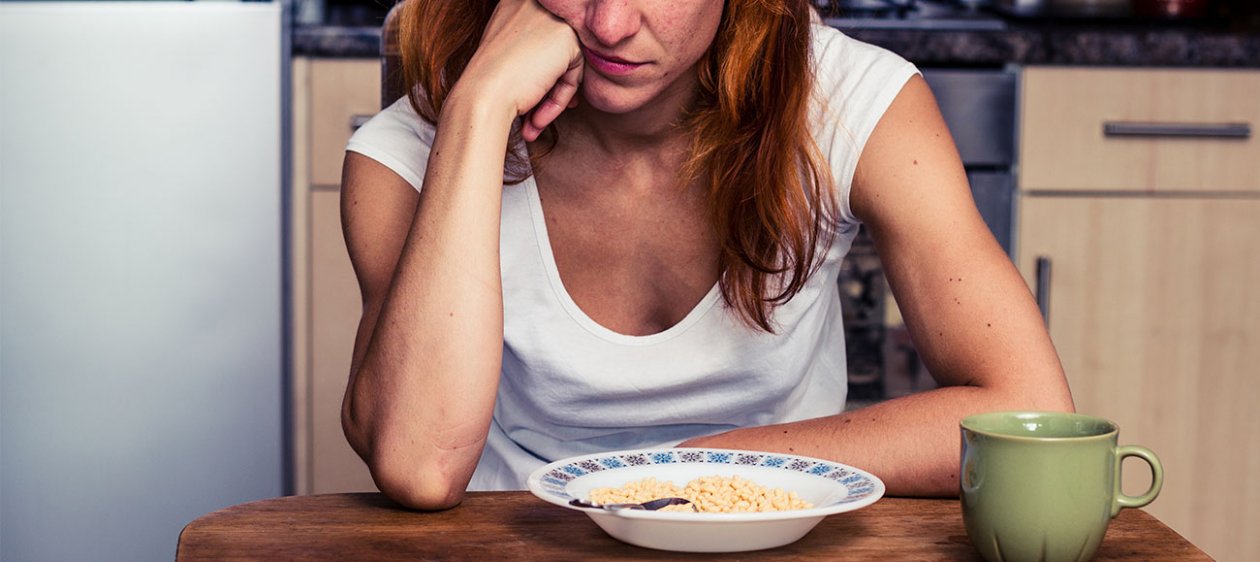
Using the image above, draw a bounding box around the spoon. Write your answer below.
[568,497,695,512]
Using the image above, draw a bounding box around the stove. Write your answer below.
[818,0,1007,30]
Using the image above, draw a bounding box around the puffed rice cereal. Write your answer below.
[587,475,813,513]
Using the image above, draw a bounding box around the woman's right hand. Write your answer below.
[455,0,584,141]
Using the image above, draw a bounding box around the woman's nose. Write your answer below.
[585,0,641,47]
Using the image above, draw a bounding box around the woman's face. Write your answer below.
[537,0,724,115]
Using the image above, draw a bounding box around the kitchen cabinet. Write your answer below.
[1017,67,1260,562]
[291,57,379,494]
[1020,67,1260,194]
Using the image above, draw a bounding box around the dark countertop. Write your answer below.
[293,25,381,59]
[845,25,1260,67]
[294,21,1260,68]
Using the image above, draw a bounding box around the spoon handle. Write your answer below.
[568,497,693,511]
[568,499,644,510]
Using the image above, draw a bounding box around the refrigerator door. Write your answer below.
[1,3,285,561]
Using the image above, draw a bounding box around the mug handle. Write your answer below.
[1112,445,1163,517]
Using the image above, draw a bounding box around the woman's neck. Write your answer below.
[555,75,700,160]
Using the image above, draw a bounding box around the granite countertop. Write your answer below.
[293,25,382,59]
[294,21,1260,67]
[843,24,1260,67]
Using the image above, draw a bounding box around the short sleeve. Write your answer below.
[345,95,436,192]
[809,25,920,227]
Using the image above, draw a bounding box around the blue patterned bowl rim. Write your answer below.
[525,447,885,522]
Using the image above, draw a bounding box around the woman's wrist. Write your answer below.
[442,81,519,134]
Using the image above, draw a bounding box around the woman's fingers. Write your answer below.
[460,0,586,142]
[458,0,581,127]
[522,61,583,142]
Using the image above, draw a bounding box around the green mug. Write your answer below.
[959,411,1163,562]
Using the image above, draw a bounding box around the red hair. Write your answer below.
[399,0,836,332]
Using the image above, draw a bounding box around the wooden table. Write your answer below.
[176,492,1210,560]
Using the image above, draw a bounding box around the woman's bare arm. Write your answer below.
[339,0,583,510]
[679,76,1073,497]
[339,101,512,510]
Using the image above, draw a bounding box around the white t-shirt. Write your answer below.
[346,24,918,490]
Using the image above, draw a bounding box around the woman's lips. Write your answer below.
[582,47,645,76]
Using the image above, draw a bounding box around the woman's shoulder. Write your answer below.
[807,24,920,131]
[807,25,921,226]
[344,96,436,191]
[809,24,918,97]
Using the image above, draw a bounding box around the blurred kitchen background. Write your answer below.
[1,0,1257,561]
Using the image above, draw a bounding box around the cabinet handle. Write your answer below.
[1035,256,1051,327]
[349,114,373,131]
[1103,121,1251,139]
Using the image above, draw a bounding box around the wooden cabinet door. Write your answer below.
[1020,67,1260,194]
[292,57,380,494]
[310,59,381,186]
[1018,195,1260,562]
[308,188,376,493]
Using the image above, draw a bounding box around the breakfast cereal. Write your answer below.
[588,475,812,513]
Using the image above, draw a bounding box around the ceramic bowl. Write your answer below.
[525,447,885,553]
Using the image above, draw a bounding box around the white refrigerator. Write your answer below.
[1,2,288,560]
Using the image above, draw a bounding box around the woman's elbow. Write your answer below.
[340,403,479,510]
[360,428,476,511]
[1047,391,1076,414]
[968,369,1075,415]
[1016,375,1076,414]
[368,447,469,511]
[1028,393,1075,414]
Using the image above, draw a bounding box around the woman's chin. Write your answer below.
[578,97,638,116]
[576,73,697,119]
[578,86,651,116]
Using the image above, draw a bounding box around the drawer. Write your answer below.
[1020,67,1260,193]
[310,59,381,187]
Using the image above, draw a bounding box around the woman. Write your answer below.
[339,0,1073,510]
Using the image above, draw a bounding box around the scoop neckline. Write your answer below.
[522,175,721,346]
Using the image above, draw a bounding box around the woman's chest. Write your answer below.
[530,167,720,337]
